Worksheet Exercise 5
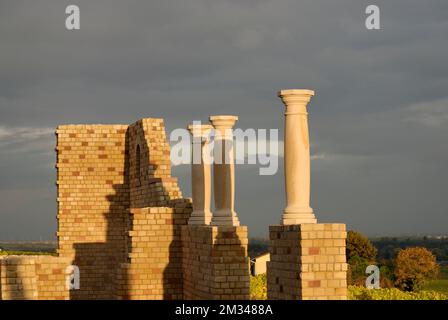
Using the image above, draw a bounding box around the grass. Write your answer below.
[423,265,448,294]
[250,274,267,300]
[349,286,448,300]
[423,279,448,294]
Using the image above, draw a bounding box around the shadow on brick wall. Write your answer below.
[70,133,130,300]
[68,120,193,300]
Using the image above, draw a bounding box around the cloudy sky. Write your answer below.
[1,0,447,240]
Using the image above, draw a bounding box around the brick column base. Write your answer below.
[267,223,348,300]
[182,225,250,299]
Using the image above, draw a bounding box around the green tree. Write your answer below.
[346,231,378,285]
[394,247,439,291]
[346,230,377,262]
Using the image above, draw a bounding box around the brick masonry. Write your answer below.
[0,256,71,300]
[267,223,348,300]
[182,225,250,300]
[0,117,251,300]
[56,123,130,299]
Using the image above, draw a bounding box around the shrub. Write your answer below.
[348,255,371,286]
[250,274,267,300]
[346,231,378,285]
[394,247,439,291]
[348,285,448,300]
[346,230,377,261]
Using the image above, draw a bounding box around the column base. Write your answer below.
[188,210,212,225]
[282,209,317,225]
[211,210,240,226]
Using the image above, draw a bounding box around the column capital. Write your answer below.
[278,89,315,113]
[187,124,213,139]
[209,115,238,130]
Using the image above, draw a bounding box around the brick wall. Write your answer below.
[116,204,191,300]
[55,118,196,300]
[0,256,70,300]
[182,225,250,300]
[1,117,252,300]
[56,124,129,299]
[128,119,183,208]
[267,224,348,300]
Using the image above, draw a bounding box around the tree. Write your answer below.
[346,231,378,285]
[346,230,377,262]
[394,247,439,291]
[347,255,371,286]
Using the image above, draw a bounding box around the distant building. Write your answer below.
[250,252,270,276]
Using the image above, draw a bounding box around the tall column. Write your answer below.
[209,115,240,226]
[278,89,317,225]
[187,124,213,225]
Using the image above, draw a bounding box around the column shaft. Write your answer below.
[278,89,317,225]
[188,124,213,225]
[209,115,240,226]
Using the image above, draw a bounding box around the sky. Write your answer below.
[0,0,447,240]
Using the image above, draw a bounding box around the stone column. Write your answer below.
[278,89,317,225]
[209,115,240,226]
[187,124,213,225]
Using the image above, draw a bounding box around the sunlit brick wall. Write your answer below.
[0,256,70,300]
[56,124,129,299]
[268,224,348,300]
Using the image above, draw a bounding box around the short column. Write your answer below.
[187,124,213,225]
[209,115,240,226]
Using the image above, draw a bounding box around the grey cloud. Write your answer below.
[1,0,448,239]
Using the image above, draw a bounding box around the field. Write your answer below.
[423,280,448,294]
[423,266,448,294]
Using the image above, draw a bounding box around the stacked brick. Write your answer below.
[116,203,191,300]
[112,119,192,299]
[182,226,250,300]
[1,117,252,300]
[267,224,347,300]
[0,256,70,300]
[56,124,129,299]
[128,119,182,208]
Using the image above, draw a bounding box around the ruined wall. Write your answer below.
[116,205,191,300]
[1,118,251,300]
[115,119,192,299]
[267,224,347,300]
[0,256,70,300]
[128,119,183,208]
[182,225,250,300]
[56,124,130,299]
[55,119,194,300]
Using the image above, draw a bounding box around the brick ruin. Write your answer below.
[0,118,250,300]
[0,89,348,300]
